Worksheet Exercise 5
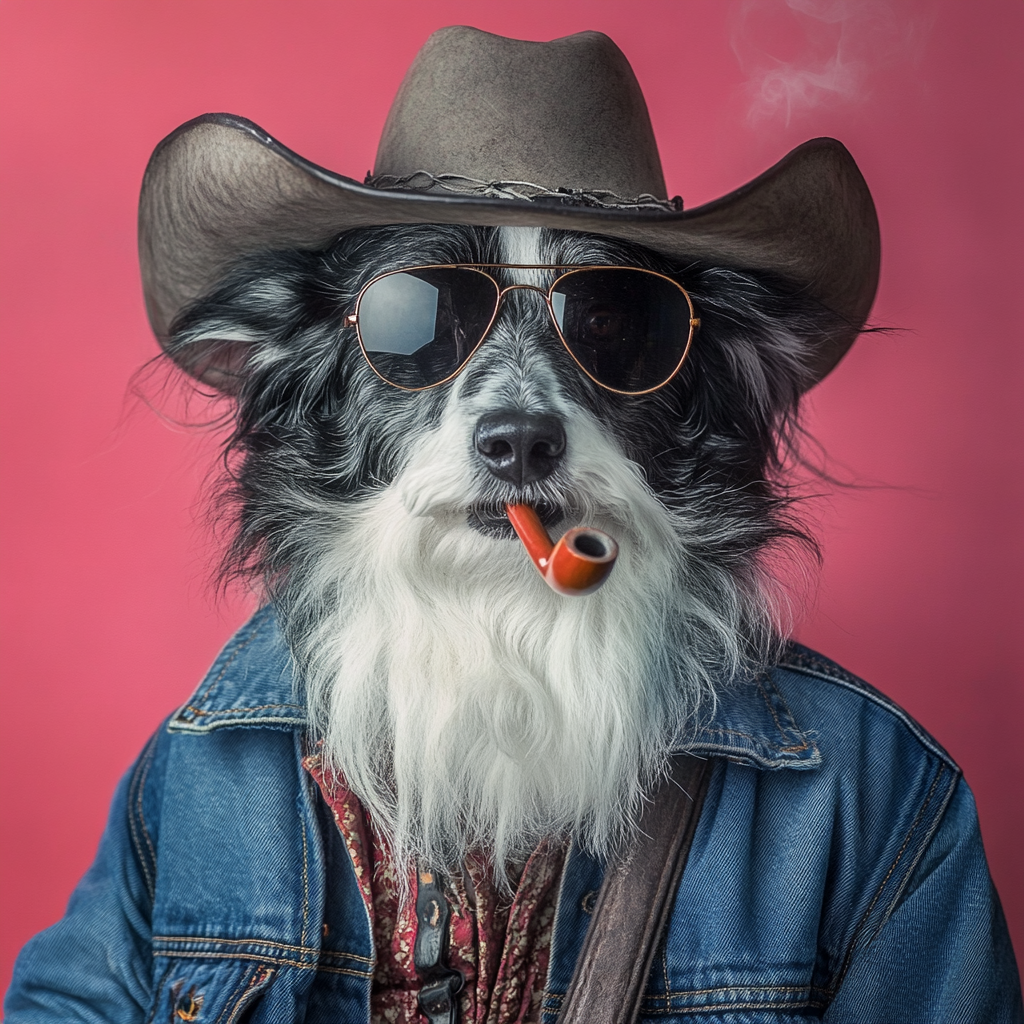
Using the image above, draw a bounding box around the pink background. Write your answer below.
[1,0,1021,991]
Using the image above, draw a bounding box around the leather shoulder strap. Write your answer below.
[557,754,715,1024]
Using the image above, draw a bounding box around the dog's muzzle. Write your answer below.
[470,409,618,595]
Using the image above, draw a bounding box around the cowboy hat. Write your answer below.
[139,26,879,386]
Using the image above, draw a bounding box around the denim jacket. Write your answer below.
[6,606,1022,1023]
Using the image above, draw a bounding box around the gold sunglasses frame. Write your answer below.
[344,264,700,396]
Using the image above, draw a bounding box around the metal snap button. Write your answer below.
[173,985,203,1021]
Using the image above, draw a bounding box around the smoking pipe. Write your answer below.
[505,503,618,596]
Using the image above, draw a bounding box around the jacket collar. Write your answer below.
[169,605,304,733]
[169,606,820,771]
[678,674,820,770]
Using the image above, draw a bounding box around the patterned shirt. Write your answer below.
[304,754,566,1024]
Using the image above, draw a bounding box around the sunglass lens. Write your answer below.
[357,268,498,388]
[551,269,692,393]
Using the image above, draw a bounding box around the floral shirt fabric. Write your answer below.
[304,755,566,1024]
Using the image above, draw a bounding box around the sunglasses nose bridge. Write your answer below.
[492,281,556,333]
[495,282,550,302]
[497,282,548,293]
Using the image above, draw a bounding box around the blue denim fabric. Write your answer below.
[6,606,1022,1023]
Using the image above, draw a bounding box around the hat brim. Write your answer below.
[139,113,879,386]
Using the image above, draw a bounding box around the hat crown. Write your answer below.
[374,27,668,200]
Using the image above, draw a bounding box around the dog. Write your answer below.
[10,28,1019,1024]
[165,222,838,880]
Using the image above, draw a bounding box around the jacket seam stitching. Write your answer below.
[151,935,372,965]
[145,961,174,1024]
[753,671,806,753]
[214,968,253,1024]
[697,724,813,753]
[167,715,305,734]
[673,739,814,767]
[659,940,671,1010]
[829,762,947,994]
[873,768,961,940]
[223,966,275,1024]
[660,984,829,997]
[667,978,835,995]
[763,676,812,752]
[299,767,311,947]
[135,739,158,889]
[546,983,831,999]
[638,998,828,1014]
[151,948,374,975]
[127,731,159,902]
[754,675,803,748]
[315,964,379,977]
[182,702,304,718]
[181,623,265,718]
[778,655,956,769]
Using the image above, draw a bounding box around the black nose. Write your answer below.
[474,411,567,487]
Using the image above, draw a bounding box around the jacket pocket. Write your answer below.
[149,959,276,1024]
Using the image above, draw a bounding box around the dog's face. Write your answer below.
[169,223,834,871]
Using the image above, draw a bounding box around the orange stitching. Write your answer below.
[681,738,799,764]
[313,951,371,968]
[782,655,958,771]
[694,722,816,759]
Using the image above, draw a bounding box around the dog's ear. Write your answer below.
[166,336,254,395]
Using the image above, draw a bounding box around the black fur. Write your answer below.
[168,224,843,638]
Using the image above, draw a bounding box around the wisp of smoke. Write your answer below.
[732,0,931,126]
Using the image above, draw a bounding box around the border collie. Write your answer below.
[166,223,838,880]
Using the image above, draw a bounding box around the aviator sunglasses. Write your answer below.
[344,264,700,395]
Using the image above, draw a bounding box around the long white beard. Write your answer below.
[282,400,770,879]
